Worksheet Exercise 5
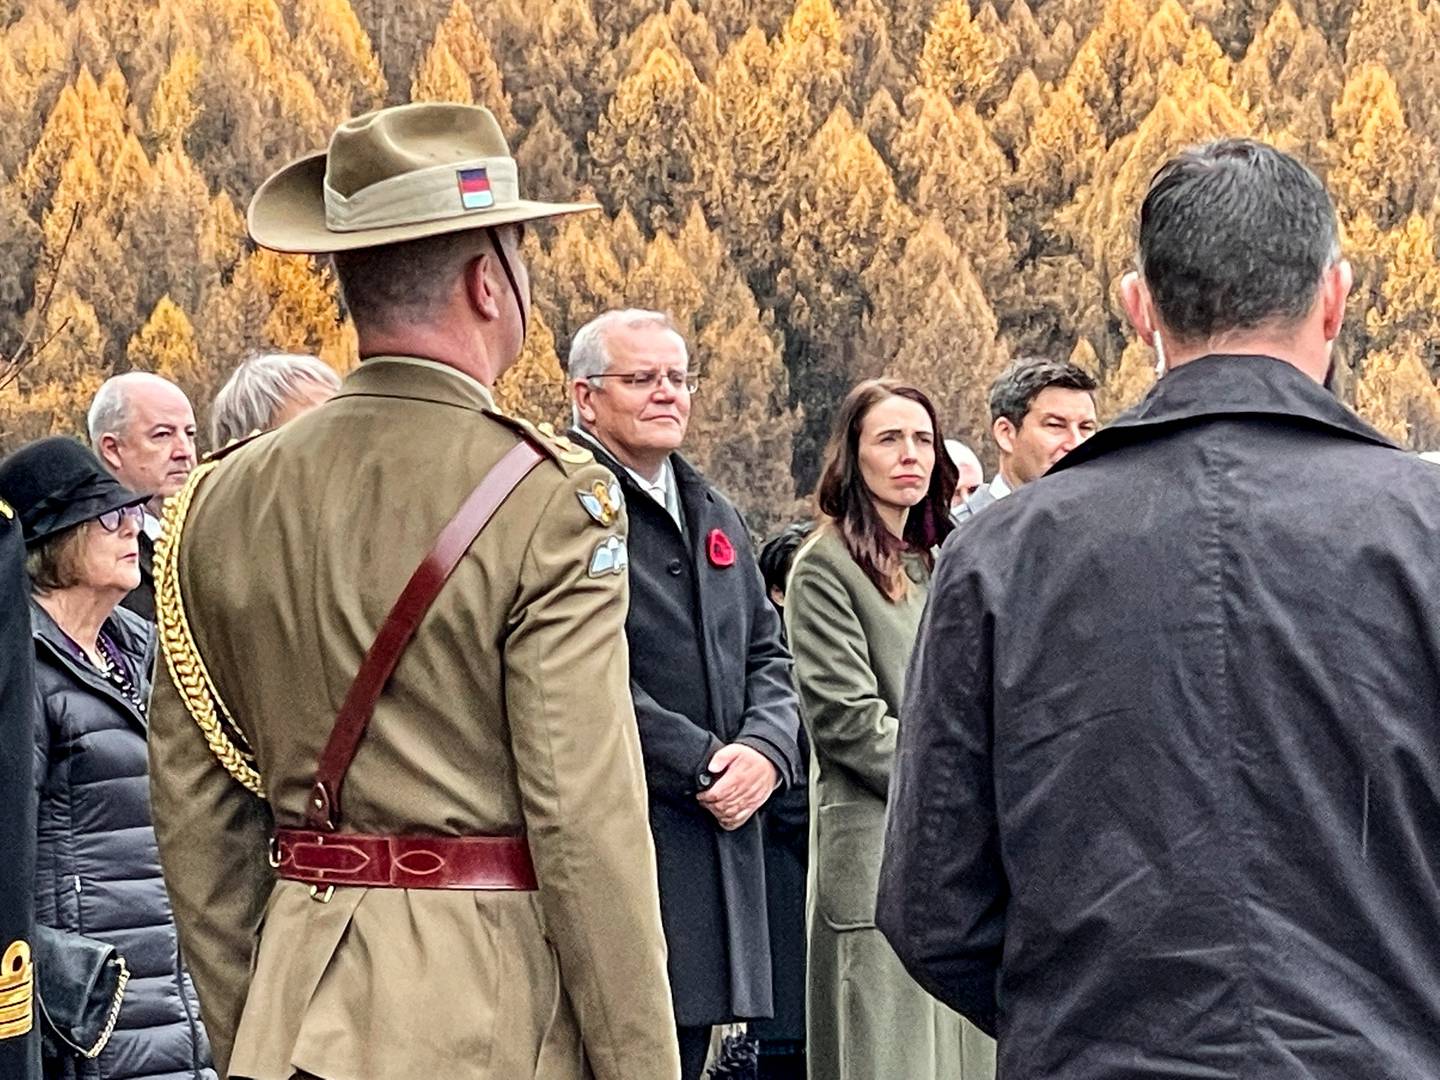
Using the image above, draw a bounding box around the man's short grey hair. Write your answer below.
[211,353,342,447]
[87,379,130,446]
[945,439,983,479]
[567,310,687,425]
[87,371,187,446]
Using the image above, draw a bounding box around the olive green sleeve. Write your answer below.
[503,461,680,1080]
[786,552,896,800]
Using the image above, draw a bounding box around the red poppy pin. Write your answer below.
[707,528,736,568]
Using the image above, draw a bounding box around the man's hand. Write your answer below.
[698,743,780,831]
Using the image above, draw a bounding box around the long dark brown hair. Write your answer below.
[815,379,956,601]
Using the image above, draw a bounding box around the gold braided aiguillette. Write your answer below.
[155,463,266,798]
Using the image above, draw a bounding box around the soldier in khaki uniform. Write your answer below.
[145,103,681,1080]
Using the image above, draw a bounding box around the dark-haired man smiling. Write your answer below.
[954,357,1097,522]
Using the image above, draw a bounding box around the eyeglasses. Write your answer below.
[588,370,700,394]
[96,505,145,533]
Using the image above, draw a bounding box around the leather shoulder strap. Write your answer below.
[305,438,546,830]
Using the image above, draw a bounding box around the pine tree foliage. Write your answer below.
[5,0,1440,529]
[590,37,712,229]
[128,294,205,391]
[410,0,513,129]
[918,0,1006,110]
[492,303,567,428]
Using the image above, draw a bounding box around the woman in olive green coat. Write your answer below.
[786,380,996,1080]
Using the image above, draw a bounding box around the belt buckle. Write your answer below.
[309,884,335,904]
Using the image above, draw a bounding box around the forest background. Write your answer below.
[2,0,1439,534]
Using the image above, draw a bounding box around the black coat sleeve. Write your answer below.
[632,681,726,800]
[875,545,1007,1036]
[0,527,39,1080]
[733,538,802,790]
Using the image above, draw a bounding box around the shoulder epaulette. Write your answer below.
[200,428,269,465]
[154,463,266,798]
[486,412,594,468]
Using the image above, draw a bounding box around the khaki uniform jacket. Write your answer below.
[146,357,679,1080]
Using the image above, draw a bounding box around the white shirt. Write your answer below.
[989,470,1014,501]
[142,511,163,541]
[630,457,683,531]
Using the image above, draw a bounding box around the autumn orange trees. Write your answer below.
[3,0,1440,536]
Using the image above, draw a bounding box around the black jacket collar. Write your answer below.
[30,599,154,729]
[1052,354,1397,477]
[569,428,714,519]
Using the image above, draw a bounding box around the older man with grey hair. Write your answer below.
[944,438,984,516]
[210,352,341,447]
[567,308,802,1080]
[87,371,197,619]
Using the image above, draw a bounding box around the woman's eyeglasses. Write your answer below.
[96,505,145,533]
[588,370,700,394]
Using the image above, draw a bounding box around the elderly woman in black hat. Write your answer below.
[0,437,214,1080]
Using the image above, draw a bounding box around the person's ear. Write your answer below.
[993,416,1016,456]
[462,253,502,323]
[1120,271,1157,347]
[1321,259,1353,342]
[574,379,599,425]
[96,432,123,472]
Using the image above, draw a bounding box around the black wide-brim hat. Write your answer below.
[0,436,150,547]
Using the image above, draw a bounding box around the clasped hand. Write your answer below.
[697,743,780,831]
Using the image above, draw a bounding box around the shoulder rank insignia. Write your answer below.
[536,421,593,465]
[0,498,11,521]
[588,535,628,577]
[578,479,623,527]
[0,939,33,1040]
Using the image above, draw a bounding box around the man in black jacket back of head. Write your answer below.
[880,139,1440,1078]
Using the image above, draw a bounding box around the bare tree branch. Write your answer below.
[0,203,82,393]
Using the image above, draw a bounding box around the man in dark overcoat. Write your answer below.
[879,138,1440,1077]
[568,309,803,1080]
[0,485,39,1076]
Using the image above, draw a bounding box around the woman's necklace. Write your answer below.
[95,633,147,718]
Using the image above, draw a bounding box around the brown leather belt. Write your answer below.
[273,829,537,891]
[267,438,547,902]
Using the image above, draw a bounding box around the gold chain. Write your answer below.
[79,959,128,1059]
[155,462,266,798]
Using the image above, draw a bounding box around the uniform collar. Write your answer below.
[1051,353,1397,477]
[334,355,498,415]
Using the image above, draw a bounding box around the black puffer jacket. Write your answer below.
[31,600,215,1080]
